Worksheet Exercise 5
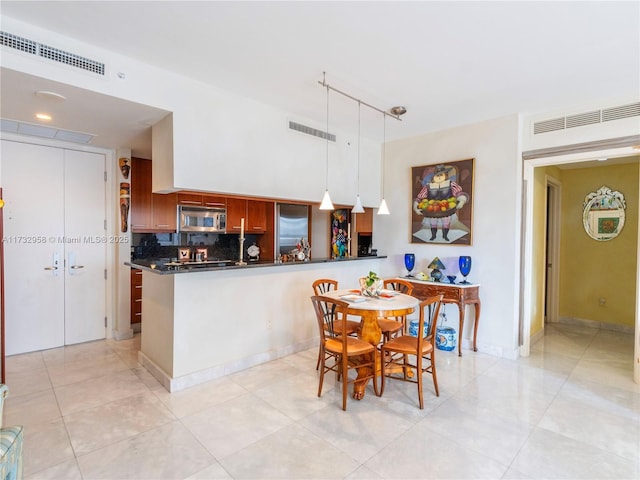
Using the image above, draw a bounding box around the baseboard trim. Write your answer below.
[555,316,635,334]
[139,338,318,393]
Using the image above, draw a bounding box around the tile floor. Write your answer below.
[3,323,639,479]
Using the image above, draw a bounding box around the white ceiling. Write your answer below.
[1,1,638,159]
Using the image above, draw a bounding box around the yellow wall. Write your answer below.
[559,163,638,328]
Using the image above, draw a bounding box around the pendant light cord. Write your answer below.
[382,113,386,198]
[357,101,361,195]
[325,84,330,190]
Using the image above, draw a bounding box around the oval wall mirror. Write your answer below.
[583,186,626,241]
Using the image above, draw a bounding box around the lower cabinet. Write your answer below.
[131,268,142,327]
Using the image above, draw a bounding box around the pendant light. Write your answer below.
[351,101,365,214]
[319,80,334,210]
[377,112,390,215]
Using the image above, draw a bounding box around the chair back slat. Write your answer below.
[383,278,414,295]
[312,278,338,295]
[418,295,443,347]
[311,295,348,341]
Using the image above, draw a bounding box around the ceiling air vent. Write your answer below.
[602,102,640,122]
[0,31,105,76]
[289,120,335,142]
[533,102,640,135]
[566,110,600,129]
[533,117,565,134]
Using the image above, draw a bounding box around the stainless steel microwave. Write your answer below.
[178,205,226,233]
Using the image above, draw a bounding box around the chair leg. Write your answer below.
[371,351,380,396]
[341,356,349,411]
[380,347,387,396]
[417,352,424,409]
[431,352,440,397]
[317,351,326,397]
[316,344,321,370]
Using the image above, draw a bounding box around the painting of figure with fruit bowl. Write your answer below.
[411,158,474,245]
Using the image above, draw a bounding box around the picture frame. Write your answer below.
[588,209,623,240]
[330,208,350,258]
[410,158,474,245]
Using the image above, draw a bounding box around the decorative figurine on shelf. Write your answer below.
[404,253,416,277]
[428,257,446,282]
[359,271,383,297]
[459,255,472,284]
[447,275,457,284]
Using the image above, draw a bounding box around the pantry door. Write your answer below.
[1,140,106,355]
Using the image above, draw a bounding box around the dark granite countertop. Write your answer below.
[126,255,386,274]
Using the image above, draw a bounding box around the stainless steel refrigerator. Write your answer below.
[276,203,309,256]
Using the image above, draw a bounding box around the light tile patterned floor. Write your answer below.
[4,323,639,479]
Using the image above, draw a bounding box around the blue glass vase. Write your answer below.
[459,256,472,284]
[404,253,415,277]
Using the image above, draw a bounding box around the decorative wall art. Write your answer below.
[583,185,626,241]
[119,182,130,232]
[411,158,474,245]
[330,208,350,258]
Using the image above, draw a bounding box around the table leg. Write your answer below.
[456,301,465,357]
[353,310,382,400]
[472,300,481,352]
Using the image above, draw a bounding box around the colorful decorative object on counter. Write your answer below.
[428,257,445,282]
[459,255,472,284]
[119,157,131,179]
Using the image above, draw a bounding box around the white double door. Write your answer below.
[2,140,107,355]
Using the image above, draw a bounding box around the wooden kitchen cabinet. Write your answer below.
[152,192,177,231]
[130,268,143,326]
[176,192,226,208]
[226,198,246,233]
[130,158,177,233]
[130,158,152,231]
[176,192,203,206]
[247,200,268,232]
[202,194,226,208]
[354,207,373,233]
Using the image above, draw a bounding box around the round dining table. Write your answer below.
[323,288,418,400]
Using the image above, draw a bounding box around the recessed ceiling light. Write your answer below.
[35,113,52,121]
[35,90,66,102]
[596,157,608,162]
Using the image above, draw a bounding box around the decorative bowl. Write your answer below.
[359,277,383,297]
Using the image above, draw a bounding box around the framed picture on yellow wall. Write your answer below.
[410,158,474,245]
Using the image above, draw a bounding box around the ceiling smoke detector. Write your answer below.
[390,106,407,116]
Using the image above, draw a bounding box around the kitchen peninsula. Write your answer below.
[128,256,385,392]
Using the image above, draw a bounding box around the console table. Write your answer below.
[403,278,481,356]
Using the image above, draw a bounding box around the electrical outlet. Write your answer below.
[599,297,606,306]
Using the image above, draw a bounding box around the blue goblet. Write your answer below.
[404,253,416,277]
[459,256,472,284]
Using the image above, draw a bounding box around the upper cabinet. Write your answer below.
[226,198,270,233]
[131,158,177,233]
[177,192,226,208]
[354,207,373,233]
[247,200,268,232]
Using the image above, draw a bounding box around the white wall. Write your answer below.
[2,17,381,206]
[374,115,523,358]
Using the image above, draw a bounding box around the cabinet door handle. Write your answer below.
[180,200,201,205]
[44,266,58,271]
[70,265,85,270]
[155,224,170,227]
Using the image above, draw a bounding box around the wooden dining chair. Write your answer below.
[378,278,414,342]
[380,294,443,409]
[311,295,378,410]
[312,279,360,370]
